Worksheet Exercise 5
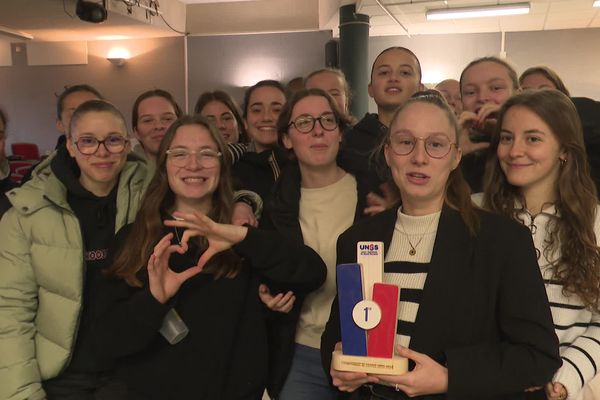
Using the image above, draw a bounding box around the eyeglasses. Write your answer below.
[288,113,338,133]
[205,113,236,126]
[74,134,129,155]
[389,133,456,159]
[166,148,222,168]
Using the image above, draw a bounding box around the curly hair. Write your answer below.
[482,90,600,309]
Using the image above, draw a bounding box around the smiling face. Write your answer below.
[305,71,348,115]
[134,96,178,158]
[66,111,130,196]
[199,100,240,144]
[282,95,342,170]
[166,124,221,214]
[497,105,564,199]
[368,48,421,112]
[461,61,515,113]
[245,85,286,152]
[384,101,461,215]
[520,72,557,91]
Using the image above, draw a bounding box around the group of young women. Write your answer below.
[0,49,599,400]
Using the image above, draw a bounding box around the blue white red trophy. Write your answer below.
[331,241,408,374]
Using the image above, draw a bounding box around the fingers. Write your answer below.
[395,345,425,363]
[196,247,216,270]
[258,285,296,312]
[363,205,386,216]
[331,368,378,392]
[150,233,175,268]
[177,265,203,282]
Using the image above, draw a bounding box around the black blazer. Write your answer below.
[321,206,561,400]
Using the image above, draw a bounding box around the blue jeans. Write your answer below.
[278,343,338,400]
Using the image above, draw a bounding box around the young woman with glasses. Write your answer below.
[259,88,370,400]
[321,93,561,399]
[0,100,147,400]
[481,90,600,400]
[94,115,326,399]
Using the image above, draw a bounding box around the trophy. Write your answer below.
[331,241,408,375]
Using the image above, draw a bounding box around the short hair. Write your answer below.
[459,56,519,93]
[131,89,182,131]
[370,47,422,83]
[56,84,103,120]
[519,66,570,96]
[305,68,352,104]
[69,99,128,138]
[242,80,286,119]
[194,90,247,141]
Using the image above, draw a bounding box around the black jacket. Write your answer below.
[261,162,372,398]
[232,147,290,210]
[338,113,388,195]
[95,225,326,400]
[321,206,561,400]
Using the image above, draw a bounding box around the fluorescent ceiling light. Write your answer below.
[426,2,530,20]
[594,0,600,7]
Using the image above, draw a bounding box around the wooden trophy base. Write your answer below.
[332,350,408,375]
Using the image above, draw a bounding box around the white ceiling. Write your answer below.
[0,0,598,42]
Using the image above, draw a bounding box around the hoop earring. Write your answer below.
[559,158,567,167]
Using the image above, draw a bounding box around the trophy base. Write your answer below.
[332,350,408,375]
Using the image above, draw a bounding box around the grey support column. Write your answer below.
[339,3,370,118]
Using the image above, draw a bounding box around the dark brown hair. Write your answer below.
[193,90,248,142]
[276,88,352,154]
[519,66,570,96]
[482,90,600,309]
[108,115,240,286]
[131,89,182,131]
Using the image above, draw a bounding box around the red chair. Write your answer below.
[11,143,40,161]
[9,160,35,183]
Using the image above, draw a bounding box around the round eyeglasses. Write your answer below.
[74,134,129,155]
[166,148,222,168]
[288,113,338,133]
[389,133,456,159]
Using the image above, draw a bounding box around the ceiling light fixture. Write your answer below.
[593,0,600,7]
[426,2,530,20]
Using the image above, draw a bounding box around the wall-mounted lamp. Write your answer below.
[107,46,130,67]
[426,2,530,20]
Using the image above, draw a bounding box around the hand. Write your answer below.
[232,202,258,227]
[458,110,491,156]
[331,342,380,392]
[364,183,399,216]
[258,284,295,313]
[164,211,248,270]
[147,233,203,304]
[374,346,448,397]
[545,382,568,400]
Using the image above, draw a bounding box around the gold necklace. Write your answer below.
[397,211,438,256]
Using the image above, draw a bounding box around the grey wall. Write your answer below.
[367,28,600,112]
[187,30,333,111]
[0,36,185,155]
[507,29,600,99]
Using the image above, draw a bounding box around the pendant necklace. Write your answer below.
[397,210,437,256]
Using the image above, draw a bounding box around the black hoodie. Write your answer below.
[51,146,119,372]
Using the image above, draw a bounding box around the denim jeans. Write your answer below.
[277,343,338,400]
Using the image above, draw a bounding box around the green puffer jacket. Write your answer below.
[0,154,148,400]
